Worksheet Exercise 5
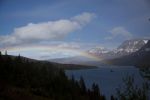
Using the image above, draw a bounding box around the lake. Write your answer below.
[65,66,147,99]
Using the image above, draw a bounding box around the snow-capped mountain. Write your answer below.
[88,39,149,59]
[88,47,109,55]
[115,39,148,55]
[103,40,150,66]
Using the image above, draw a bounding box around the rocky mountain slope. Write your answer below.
[103,40,150,67]
[88,39,149,59]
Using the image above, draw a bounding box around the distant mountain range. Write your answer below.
[87,39,149,59]
[49,39,150,66]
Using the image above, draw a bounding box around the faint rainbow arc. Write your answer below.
[0,45,102,61]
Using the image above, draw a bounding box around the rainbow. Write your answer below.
[0,45,102,61]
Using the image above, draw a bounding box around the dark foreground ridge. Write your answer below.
[0,54,104,100]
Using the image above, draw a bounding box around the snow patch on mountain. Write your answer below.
[88,47,109,55]
[87,39,149,60]
[143,40,148,44]
[116,39,148,54]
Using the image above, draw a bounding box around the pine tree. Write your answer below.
[116,76,149,100]
[92,83,101,100]
[79,76,86,94]
[110,95,115,100]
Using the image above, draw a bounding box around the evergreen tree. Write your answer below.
[92,83,100,96]
[110,95,116,100]
[116,76,149,100]
[16,53,22,63]
[91,83,101,100]
[79,76,86,94]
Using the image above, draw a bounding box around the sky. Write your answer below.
[0,0,150,59]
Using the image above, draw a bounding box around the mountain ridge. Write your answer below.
[103,40,150,67]
[87,39,148,59]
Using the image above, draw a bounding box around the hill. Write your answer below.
[0,54,104,100]
[49,56,105,66]
[0,54,97,70]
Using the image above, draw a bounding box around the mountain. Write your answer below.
[103,40,150,67]
[87,47,113,59]
[49,39,149,66]
[115,39,148,56]
[87,39,149,59]
[88,47,109,55]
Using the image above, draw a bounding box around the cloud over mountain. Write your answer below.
[105,27,132,40]
[0,12,96,46]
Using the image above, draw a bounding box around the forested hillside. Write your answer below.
[0,53,105,100]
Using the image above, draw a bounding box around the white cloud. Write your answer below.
[0,12,96,46]
[71,12,96,26]
[105,27,132,40]
[14,20,79,40]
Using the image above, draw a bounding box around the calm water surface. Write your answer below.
[65,66,146,98]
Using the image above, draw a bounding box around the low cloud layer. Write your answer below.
[105,27,132,40]
[0,12,96,46]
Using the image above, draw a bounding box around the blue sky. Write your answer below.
[0,0,150,59]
